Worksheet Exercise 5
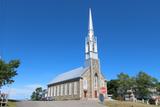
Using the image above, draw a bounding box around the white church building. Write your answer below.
[47,9,107,100]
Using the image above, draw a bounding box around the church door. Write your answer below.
[94,90,97,98]
[84,91,87,98]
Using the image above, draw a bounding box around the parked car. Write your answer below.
[149,98,156,105]
[41,97,54,101]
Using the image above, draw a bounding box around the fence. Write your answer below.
[136,98,160,106]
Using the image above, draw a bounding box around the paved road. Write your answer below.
[16,100,107,107]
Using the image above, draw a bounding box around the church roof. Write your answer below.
[48,66,89,85]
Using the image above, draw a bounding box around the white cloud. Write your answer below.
[1,84,46,100]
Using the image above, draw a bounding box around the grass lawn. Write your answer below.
[8,101,17,107]
[105,101,159,107]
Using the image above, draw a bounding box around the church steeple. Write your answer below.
[88,8,94,41]
[85,8,98,61]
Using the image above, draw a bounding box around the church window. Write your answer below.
[92,43,95,52]
[88,42,90,52]
[69,83,72,95]
[94,74,98,89]
[52,87,54,96]
[74,82,77,95]
[54,86,56,96]
[65,83,68,95]
[51,87,53,97]
[57,85,59,96]
[50,87,52,97]
[60,84,63,96]
[52,86,54,96]
[83,79,88,90]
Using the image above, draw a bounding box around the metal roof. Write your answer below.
[48,66,89,85]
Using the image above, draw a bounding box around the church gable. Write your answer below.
[81,68,90,79]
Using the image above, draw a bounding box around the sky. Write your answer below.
[0,0,160,99]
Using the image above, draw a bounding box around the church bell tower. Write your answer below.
[85,9,102,98]
[85,8,99,66]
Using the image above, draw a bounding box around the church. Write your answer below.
[47,9,107,100]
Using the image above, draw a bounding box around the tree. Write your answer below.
[117,72,134,100]
[31,87,43,101]
[107,71,159,101]
[157,82,160,95]
[135,71,158,99]
[0,59,20,88]
[107,79,119,99]
[157,82,160,91]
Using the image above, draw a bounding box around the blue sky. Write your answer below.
[0,0,160,99]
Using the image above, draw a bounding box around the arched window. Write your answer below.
[65,84,68,95]
[57,85,59,96]
[60,84,63,96]
[54,86,56,96]
[83,78,88,90]
[74,82,77,95]
[87,42,90,52]
[93,42,95,52]
[69,83,72,95]
[94,73,98,89]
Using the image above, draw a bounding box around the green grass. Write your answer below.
[105,101,159,107]
[8,101,16,107]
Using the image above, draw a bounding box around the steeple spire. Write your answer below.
[88,8,94,40]
[85,8,98,61]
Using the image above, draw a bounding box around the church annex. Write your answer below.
[47,9,107,100]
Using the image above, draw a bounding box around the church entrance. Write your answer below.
[94,90,97,98]
[84,90,87,98]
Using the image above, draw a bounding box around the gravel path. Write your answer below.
[16,100,106,107]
